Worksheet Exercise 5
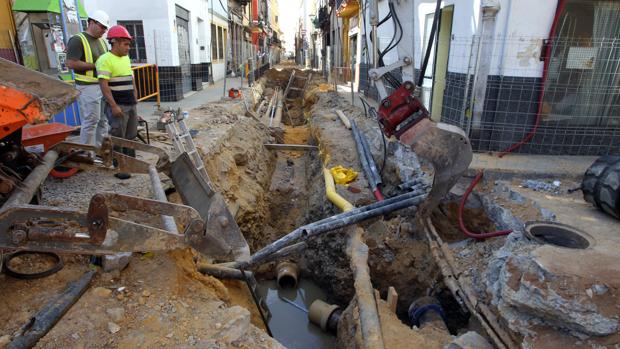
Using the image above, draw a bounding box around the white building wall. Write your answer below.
[208,0,229,81]
[361,0,559,78]
[170,0,210,66]
[85,0,214,69]
[499,0,558,77]
[85,0,174,66]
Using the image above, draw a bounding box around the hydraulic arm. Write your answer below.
[367,0,473,216]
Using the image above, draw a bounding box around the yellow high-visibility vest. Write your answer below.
[74,33,108,83]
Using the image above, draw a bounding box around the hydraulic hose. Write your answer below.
[498,0,567,156]
[458,171,512,239]
[417,0,442,88]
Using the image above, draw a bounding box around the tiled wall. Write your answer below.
[190,64,204,91]
[359,67,619,155]
[440,72,620,155]
[201,62,211,83]
[158,66,184,102]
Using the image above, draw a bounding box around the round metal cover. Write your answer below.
[524,221,593,249]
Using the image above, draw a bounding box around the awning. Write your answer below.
[12,0,88,19]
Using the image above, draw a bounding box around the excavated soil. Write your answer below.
[1,162,282,348]
[297,87,440,316]
[1,66,516,349]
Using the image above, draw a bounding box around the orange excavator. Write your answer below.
[0,58,250,262]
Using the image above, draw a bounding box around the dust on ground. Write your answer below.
[0,96,286,348]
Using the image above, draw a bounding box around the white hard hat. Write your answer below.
[89,10,110,28]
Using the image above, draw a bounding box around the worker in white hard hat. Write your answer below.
[66,10,111,149]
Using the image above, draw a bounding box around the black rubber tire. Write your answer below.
[595,159,620,219]
[582,156,620,208]
[3,251,64,279]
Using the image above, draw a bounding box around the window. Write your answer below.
[217,26,223,60]
[211,23,217,61]
[118,20,146,63]
[210,23,228,62]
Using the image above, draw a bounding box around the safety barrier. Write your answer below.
[132,63,161,107]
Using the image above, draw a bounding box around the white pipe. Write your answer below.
[334,109,352,129]
[497,0,512,77]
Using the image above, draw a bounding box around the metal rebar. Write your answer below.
[240,267,273,337]
[2,150,58,211]
[7,270,95,349]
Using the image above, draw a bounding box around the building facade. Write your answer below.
[85,0,226,101]
[318,0,620,155]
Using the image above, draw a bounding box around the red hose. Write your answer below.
[498,0,567,157]
[373,188,384,201]
[458,171,512,239]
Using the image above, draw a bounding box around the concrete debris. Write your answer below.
[443,331,494,349]
[494,254,619,336]
[5,65,617,349]
[520,179,562,194]
[106,307,125,322]
[101,252,132,272]
[92,287,113,298]
[0,335,10,348]
[107,322,121,334]
[214,306,251,344]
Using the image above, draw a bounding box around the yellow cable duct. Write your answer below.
[323,167,354,212]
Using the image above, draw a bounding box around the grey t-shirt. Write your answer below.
[66,32,108,84]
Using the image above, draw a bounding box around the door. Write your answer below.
[176,8,191,94]
[431,6,454,121]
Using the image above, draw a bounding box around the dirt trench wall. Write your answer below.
[300,88,440,311]
[187,100,277,252]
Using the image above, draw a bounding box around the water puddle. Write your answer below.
[258,279,336,349]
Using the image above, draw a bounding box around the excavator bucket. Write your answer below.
[170,152,251,262]
[0,58,79,140]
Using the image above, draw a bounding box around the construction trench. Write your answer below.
[1,66,620,349]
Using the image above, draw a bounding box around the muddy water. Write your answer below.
[258,279,336,348]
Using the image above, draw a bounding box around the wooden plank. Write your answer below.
[387,286,398,313]
[374,289,381,301]
[264,144,318,151]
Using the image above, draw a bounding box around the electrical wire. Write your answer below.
[418,0,441,88]
[359,96,388,175]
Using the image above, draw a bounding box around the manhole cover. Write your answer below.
[524,221,593,249]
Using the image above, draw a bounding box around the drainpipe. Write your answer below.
[369,0,378,68]
[470,0,500,140]
[323,168,384,348]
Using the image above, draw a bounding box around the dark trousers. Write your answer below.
[105,103,138,157]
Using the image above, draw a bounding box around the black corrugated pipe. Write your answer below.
[233,190,428,269]
[351,119,384,200]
